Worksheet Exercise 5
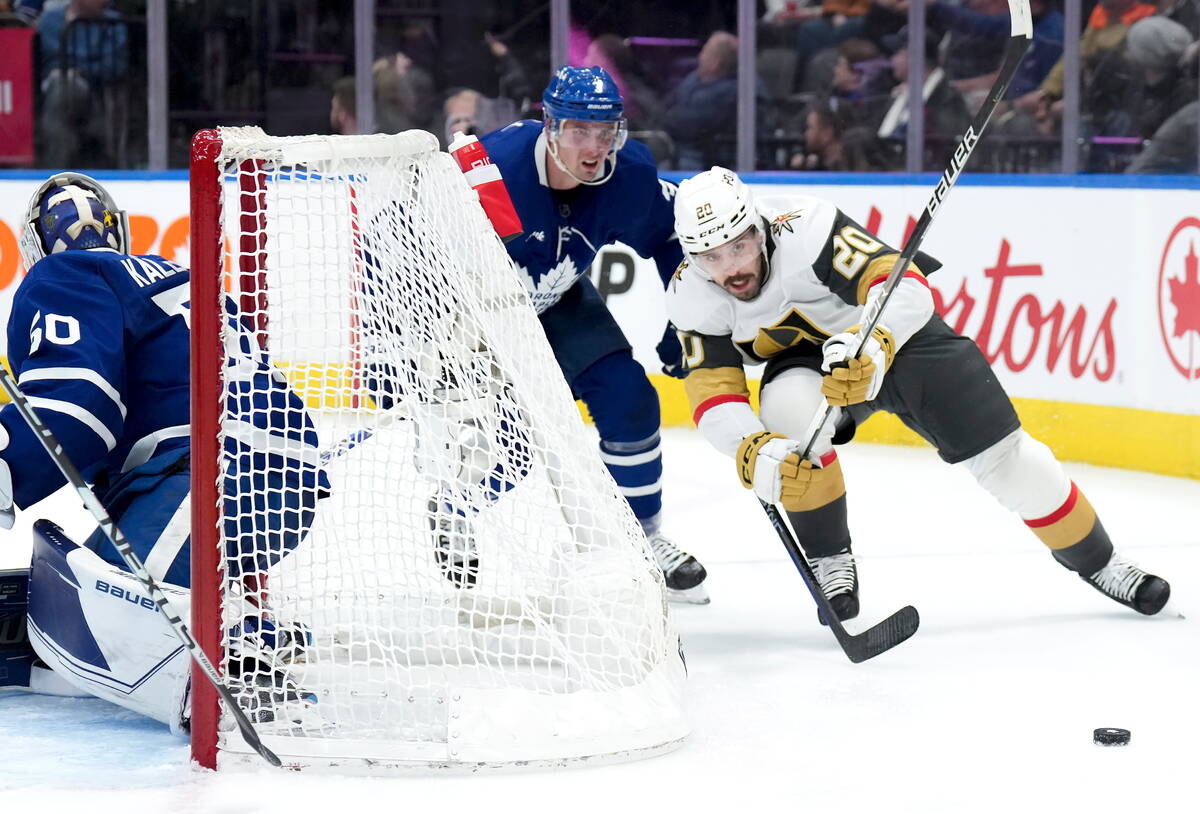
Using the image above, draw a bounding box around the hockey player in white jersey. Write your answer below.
[0,174,326,730]
[667,167,1170,621]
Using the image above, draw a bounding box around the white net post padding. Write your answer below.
[191,127,688,771]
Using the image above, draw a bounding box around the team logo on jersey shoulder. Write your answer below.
[769,210,804,237]
[672,259,689,281]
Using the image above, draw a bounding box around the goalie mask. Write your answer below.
[542,65,628,186]
[19,172,130,270]
[674,167,765,283]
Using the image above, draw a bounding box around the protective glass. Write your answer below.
[689,226,761,277]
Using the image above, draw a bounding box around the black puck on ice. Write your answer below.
[1093,727,1131,746]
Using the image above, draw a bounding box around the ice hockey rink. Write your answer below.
[1,426,1197,813]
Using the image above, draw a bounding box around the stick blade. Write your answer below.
[844,605,920,664]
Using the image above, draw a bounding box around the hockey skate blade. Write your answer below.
[842,605,919,664]
[667,585,710,605]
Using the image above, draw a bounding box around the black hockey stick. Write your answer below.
[0,369,283,768]
[762,499,918,663]
[766,0,1032,663]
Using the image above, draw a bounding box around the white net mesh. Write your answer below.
[201,127,687,769]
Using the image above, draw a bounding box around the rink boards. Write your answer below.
[0,172,1194,478]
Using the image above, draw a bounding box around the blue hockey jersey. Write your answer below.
[0,250,326,518]
[480,121,682,313]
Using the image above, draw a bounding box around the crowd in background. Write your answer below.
[1,0,1197,174]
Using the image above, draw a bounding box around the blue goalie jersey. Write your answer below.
[1,250,196,507]
[480,120,683,313]
[0,250,327,558]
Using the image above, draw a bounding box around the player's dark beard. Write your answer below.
[723,267,762,300]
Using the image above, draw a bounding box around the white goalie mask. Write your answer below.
[674,167,763,281]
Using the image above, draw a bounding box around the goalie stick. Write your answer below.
[764,0,1033,663]
[0,368,283,768]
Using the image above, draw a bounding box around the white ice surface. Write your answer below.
[1,427,1197,812]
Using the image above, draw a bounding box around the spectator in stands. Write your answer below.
[789,101,872,170]
[829,37,894,128]
[439,87,523,147]
[1019,0,1156,138]
[938,0,1064,104]
[662,30,745,169]
[872,28,971,169]
[483,32,534,115]
[372,50,435,134]
[12,0,63,24]
[1126,100,1199,172]
[329,76,357,135]
[789,0,872,88]
[329,53,437,138]
[36,0,128,166]
[432,33,534,148]
[1125,16,1197,138]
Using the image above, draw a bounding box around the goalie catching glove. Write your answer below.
[736,431,828,511]
[820,324,896,407]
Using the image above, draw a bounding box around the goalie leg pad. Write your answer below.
[27,520,191,733]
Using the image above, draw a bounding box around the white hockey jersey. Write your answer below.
[666,193,938,456]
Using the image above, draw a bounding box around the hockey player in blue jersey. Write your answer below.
[0,173,327,730]
[428,66,709,603]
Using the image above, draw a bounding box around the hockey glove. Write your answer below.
[820,324,896,407]
[656,322,687,379]
[735,431,822,511]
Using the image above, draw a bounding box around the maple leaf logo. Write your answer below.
[521,257,579,313]
[1166,241,1200,339]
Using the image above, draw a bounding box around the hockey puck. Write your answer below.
[1093,727,1131,746]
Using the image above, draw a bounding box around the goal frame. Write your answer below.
[187,127,688,771]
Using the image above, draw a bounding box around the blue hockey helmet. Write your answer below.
[542,66,628,185]
[542,65,625,123]
[19,172,129,270]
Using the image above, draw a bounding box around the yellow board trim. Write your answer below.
[7,353,1189,482]
[642,373,1200,481]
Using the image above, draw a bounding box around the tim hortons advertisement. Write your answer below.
[0,178,1194,418]
[592,182,1199,418]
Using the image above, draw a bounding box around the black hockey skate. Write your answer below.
[230,666,320,726]
[1083,554,1170,615]
[812,547,859,626]
[427,496,479,589]
[226,620,319,727]
[648,531,709,605]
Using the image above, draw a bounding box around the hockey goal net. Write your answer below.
[188,127,687,771]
